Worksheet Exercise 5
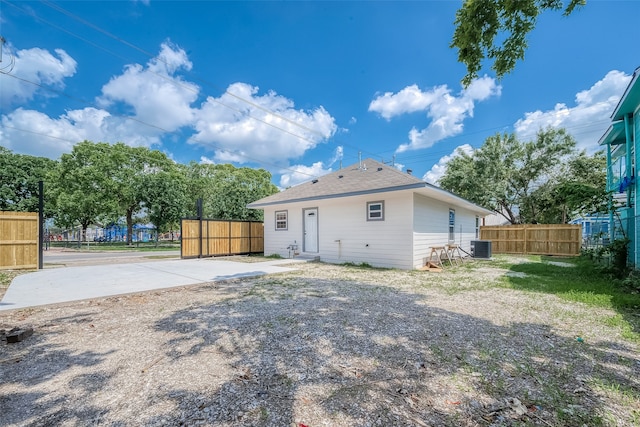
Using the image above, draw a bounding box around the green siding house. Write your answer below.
[599,67,640,265]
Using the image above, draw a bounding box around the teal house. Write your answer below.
[599,67,640,265]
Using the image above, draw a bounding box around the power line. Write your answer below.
[2,0,330,150]
[0,73,326,179]
[2,0,620,177]
[34,0,381,160]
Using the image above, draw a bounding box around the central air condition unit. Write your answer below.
[471,240,492,259]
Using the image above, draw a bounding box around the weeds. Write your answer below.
[484,255,640,343]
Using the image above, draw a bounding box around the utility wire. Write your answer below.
[1,1,617,176]
[35,0,381,160]
[2,0,329,152]
[0,72,325,179]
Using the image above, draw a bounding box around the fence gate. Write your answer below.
[181,219,264,258]
[480,224,582,256]
[0,211,39,270]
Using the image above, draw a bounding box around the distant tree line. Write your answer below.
[0,142,278,244]
[439,128,608,224]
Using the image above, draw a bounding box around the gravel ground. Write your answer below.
[1,257,639,426]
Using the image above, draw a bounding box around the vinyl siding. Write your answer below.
[412,193,480,268]
[263,191,414,269]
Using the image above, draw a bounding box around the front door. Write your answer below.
[303,208,318,253]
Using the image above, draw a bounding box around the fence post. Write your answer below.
[38,180,44,270]
[197,198,203,259]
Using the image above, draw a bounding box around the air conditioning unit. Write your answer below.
[471,240,492,259]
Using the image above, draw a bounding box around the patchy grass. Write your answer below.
[49,242,180,251]
[339,261,391,270]
[485,255,640,343]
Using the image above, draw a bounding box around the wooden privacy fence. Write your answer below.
[480,224,582,256]
[0,211,39,270]
[181,219,264,258]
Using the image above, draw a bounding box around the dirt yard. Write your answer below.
[1,257,638,426]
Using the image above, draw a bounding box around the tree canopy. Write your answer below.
[48,141,115,239]
[0,147,57,213]
[5,141,279,240]
[138,164,188,243]
[451,0,585,86]
[438,128,607,224]
[185,162,278,221]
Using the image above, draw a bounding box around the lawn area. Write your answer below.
[1,255,638,426]
[48,241,181,251]
[492,255,640,343]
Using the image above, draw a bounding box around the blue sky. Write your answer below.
[1,1,638,188]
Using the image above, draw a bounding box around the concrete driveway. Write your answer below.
[0,257,303,311]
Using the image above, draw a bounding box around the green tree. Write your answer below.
[48,141,115,240]
[522,151,608,223]
[185,163,278,221]
[107,143,173,245]
[451,0,585,86]
[0,147,57,213]
[439,128,576,224]
[138,164,188,246]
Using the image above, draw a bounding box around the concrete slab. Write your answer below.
[0,258,303,311]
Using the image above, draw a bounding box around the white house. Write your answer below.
[248,159,493,269]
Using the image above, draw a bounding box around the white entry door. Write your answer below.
[303,208,318,253]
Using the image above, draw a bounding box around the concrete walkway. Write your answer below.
[0,258,304,311]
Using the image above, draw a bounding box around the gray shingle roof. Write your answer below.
[248,158,492,216]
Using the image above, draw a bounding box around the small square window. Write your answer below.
[275,210,288,230]
[367,201,384,221]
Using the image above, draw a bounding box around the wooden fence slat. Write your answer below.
[480,224,582,256]
[0,211,39,270]
[180,218,264,258]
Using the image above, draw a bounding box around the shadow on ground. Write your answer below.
[1,271,638,426]
[149,276,640,426]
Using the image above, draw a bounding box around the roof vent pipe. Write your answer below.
[407,169,412,175]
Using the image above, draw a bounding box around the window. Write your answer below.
[367,201,384,221]
[475,216,480,239]
[275,210,288,230]
[448,209,455,242]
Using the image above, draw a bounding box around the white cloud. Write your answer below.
[199,156,215,165]
[369,77,500,153]
[369,84,450,120]
[0,45,77,108]
[0,107,163,158]
[99,42,198,132]
[422,144,474,184]
[191,82,337,165]
[328,146,344,167]
[1,41,338,170]
[278,146,343,188]
[514,70,631,152]
[279,161,332,189]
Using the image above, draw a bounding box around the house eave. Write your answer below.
[599,120,626,146]
[247,183,427,208]
[416,184,494,215]
[611,66,640,121]
[248,182,493,215]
